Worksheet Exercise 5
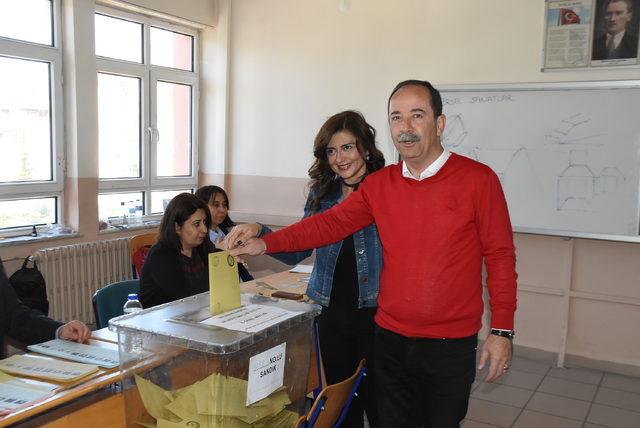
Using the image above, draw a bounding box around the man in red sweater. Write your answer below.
[228,80,517,427]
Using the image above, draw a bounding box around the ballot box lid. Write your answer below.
[109,292,320,354]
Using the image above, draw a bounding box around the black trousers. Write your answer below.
[316,309,378,428]
[374,326,477,428]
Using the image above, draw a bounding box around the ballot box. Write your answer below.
[110,292,320,427]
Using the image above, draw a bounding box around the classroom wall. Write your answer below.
[219,0,640,373]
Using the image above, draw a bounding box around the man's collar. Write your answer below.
[402,148,451,181]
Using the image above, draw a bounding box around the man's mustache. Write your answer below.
[398,133,420,143]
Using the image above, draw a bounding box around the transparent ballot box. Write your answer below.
[109,292,321,427]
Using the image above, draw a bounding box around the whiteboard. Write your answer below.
[439,81,640,240]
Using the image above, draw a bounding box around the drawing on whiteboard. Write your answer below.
[440,86,640,236]
[597,166,625,194]
[545,113,604,145]
[442,113,541,189]
[557,150,625,211]
[442,114,468,148]
[557,150,595,210]
[442,114,479,160]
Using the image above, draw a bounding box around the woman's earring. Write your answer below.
[365,154,371,161]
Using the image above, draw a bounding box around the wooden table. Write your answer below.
[1,268,318,427]
[0,333,124,427]
[240,269,310,298]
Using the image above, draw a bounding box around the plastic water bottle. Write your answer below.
[134,199,143,217]
[123,293,143,314]
[122,294,143,354]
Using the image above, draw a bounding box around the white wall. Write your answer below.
[228,0,639,182]
[221,0,640,373]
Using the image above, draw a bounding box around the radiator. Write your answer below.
[32,238,132,324]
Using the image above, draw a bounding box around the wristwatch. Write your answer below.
[490,328,515,340]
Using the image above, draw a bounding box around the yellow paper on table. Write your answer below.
[209,251,241,315]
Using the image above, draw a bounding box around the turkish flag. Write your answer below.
[559,8,581,25]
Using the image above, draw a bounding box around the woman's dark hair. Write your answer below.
[194,185,235,229]
[158,193,211,251]
[307,110,385,213]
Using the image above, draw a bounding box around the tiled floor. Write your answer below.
[463,356,640,427]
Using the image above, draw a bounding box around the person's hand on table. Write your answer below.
[229,237,267,257]
[477,334,513,382]
[58,320,91,343]
[225,223,262,250]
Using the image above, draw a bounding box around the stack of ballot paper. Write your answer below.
[0,354,98,383]
[289,264,313,274]
[135,372,298,427]
[0,371,57,413]
[28,339,120,369]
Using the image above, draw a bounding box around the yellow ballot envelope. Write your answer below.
[209,250,241,315]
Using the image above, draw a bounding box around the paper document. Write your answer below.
[0,354,99,383]
[289,264,313,274]
[0,383,51,411]
[134,372,296,427]
[0,371,56,412]
[208,251,241,315]
[200,304,302,333]
[28,339,120,369]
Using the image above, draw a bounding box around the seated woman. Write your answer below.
[139,193,213,308]
[194,186,254,282]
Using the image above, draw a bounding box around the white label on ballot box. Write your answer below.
[200,304,302,333]
[246,342,286,405]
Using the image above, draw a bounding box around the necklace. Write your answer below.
[342,174,366,188]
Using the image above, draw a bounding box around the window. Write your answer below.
[95,8,198,223]
[0,0,63,231]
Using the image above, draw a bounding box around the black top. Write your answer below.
[139,241,212,308]
[1,261,62,358]
[327,235,359,312]
[324,235,376,321]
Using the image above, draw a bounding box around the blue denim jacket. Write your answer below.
[260,180,382,308]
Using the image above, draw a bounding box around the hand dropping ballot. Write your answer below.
[208,250,241,315]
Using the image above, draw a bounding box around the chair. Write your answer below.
[295,359,366,428]
[130,232,157,278]
[92,279,140,329]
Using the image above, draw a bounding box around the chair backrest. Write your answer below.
[92,279,140,329]
[130,232,158,278]
[295,359,366,428]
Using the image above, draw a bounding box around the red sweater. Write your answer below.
[264,154,517,338]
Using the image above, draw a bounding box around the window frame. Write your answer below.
[95,5,199,215]
[0,0,64,231]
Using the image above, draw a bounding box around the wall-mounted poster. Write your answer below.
[544,0,640,69]
[591,0,639,65]
[545,1,593,68]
